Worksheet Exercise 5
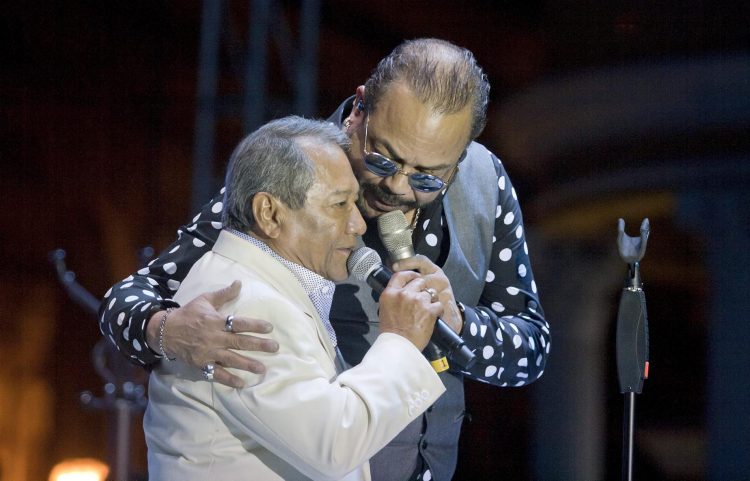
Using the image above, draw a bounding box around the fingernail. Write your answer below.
[263,323,274,333]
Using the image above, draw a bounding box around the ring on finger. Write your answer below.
[424,287,438,302]
[201,363,215,381]
[224,315,235,333]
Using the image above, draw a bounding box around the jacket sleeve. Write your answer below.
[98,190,225,365]
[214,296,446,480]
[457,155,551,386]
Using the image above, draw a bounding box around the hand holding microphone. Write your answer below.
[377,211,462,334]
[375,269,444,351]
[351,211,477,370]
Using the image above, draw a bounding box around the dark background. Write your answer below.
[2,1,748,480]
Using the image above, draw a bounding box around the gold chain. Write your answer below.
[409,208,421,231]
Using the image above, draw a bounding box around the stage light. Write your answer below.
[48,458,109,481]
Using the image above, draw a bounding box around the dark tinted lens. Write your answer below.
[409,173,445,193]
[364,153,398,177]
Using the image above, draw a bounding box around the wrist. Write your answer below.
[456,302,467,336]
[144,301,179,357]
[144,306,166,356]
[157,308,176,361]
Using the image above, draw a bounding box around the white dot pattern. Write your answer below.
[404,149,550,399]
[98,128,550,480]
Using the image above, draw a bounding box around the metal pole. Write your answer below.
[295,0,320,116]
[192,0,223,213]
[113,399,131,481]
[622,392,635,481]
[243,0,270,133]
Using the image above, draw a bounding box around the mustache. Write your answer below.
[360,182,419,211]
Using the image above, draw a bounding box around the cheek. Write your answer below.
[348,151,366,175]
[415,191,440,206]
[352,163,378,185]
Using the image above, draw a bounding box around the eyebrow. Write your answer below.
[370,134,456,172]
[328,188,357,199]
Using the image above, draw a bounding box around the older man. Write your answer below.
[102,39,550,480]
[144,116,445,480]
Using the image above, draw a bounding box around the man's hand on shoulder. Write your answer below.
[146,280,279,388]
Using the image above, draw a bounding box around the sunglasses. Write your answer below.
[363,116,463,193]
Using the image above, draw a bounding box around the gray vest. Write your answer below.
[331,142,499,481]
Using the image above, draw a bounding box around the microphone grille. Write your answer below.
[347,247,382,282]
[377,211,414,258]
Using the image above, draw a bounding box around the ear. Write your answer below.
[343,86,367,133]
[251,192,286,239]
[354,85,366,114]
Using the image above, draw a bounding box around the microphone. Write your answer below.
[377,211,449,371]
[347,246,477,371]
[377,210,415,261]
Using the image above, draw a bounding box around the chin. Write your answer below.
[330,272,348,283]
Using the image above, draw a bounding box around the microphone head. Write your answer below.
[347,247,383,282]
[377,210,415,261]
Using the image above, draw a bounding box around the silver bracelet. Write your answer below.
[158,308,176,361]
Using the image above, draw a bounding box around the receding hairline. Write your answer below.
[364,38,490,140]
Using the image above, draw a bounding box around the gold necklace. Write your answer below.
[409,208,421,231]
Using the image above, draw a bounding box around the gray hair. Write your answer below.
[223,116,351,231]
[364,38,490,141]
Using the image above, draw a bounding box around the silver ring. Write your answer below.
[224,315,235,333]
[424,287,438,302]
[201,363,215,381]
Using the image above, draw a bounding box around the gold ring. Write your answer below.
[424,287,438,302]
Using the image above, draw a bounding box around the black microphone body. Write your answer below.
[349,247,477,370]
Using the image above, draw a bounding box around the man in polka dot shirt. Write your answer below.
[100,39,550,481]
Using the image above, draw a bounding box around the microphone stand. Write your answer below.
[615,219,650,481]
[50,249,149,481]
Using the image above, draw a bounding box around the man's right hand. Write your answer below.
[145,280,279,388]
[378,271,444,351]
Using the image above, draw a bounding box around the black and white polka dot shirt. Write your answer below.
[99,102,550,389]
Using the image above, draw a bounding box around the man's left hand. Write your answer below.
[391,255,463,335]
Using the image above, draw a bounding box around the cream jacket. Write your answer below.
[144,230,445,480]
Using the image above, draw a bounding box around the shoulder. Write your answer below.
[463,141,507,178]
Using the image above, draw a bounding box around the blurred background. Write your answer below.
[2,1,748,480]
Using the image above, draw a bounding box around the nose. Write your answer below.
[347,205,367,236]
[381,168,413,196]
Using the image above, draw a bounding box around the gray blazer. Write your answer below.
[331,141,499,481]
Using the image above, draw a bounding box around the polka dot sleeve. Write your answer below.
[98,190,226,366]
[459,155,550,386]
